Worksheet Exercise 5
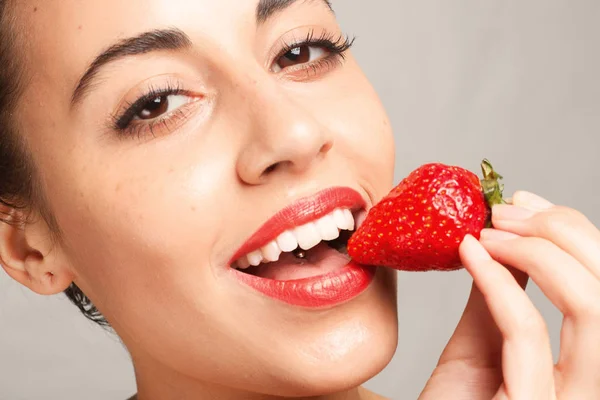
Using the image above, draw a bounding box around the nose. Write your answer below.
[235,81,334,185]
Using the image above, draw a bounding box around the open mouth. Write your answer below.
[228,187,376,308]
[231,208,357,281]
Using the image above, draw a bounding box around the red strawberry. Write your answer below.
[348,160,504,271]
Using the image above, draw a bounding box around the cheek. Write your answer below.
[322,63,396,196]
[341,94,395,175]
[47,137,237,325]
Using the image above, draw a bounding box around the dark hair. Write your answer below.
[0,1,109,328]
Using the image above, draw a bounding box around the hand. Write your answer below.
[420,191,600,399]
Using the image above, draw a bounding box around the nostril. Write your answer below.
[261,163,279,178]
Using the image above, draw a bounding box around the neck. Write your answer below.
[131,354,382,400]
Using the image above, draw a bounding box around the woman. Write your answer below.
[0,0,599,399]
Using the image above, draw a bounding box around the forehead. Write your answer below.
[16,0,331,62]
[17,1,247,82]
[15,0,329,106]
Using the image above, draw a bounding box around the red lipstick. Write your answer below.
[229,187,376,308]
[233,263,376,308]
[229,187,365,263]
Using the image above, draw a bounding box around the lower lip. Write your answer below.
[232,262,377,308]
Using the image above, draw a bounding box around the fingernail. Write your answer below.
[513,191,554,211]
[479,228,519,241]
[460,234,491,262]
[492,204,535,221]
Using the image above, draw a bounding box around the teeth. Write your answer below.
[235,208,358,268]
[276,230,298,252]
[354,210,367,230]
[343,209,355,231]
[236,256,251,270]
[333,208,349,230]
[315,214,340,241]
[261,241,282,262]
[247,250,263,267]
[294,222,321,251]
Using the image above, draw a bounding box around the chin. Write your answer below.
[262,330,398,398]
[294,337,397,397]
[239,268,399,398]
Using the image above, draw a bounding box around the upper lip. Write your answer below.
[229,187,367,264]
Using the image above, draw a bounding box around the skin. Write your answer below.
[420,191,600,400]
[1,1,398,399]
[2,1,600,400]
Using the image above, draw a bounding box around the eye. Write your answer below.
[134,94,191,121]
[272,45,329,73]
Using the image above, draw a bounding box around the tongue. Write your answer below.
[247,243,351,281]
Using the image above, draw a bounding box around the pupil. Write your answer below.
[278,45,311,69]
[139,96,169,119]
[288,47,302,61]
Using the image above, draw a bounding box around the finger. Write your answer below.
[441,260,529,360]
[438,269,528,398]
[512,191,553,211]
[460,235,555,399]
[558,320,600,400]
[492,191,600,281]
[493,384,509,400]
[480,229,600,320]
[494,383,557,400]
[481,230,600,397]
[439,283,502,362]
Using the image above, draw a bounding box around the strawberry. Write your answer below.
[348,160,504,271]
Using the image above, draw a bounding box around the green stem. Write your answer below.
[480,159,505,227]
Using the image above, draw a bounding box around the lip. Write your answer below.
[227,186,372,308]
[231,263,377,308]
[228,187,366,264]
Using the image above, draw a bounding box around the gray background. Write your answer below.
[1,1,599,399]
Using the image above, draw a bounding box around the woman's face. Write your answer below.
[14,0,397,396]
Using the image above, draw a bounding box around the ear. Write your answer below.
[0,208,74,295]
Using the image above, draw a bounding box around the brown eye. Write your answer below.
[273,45,328,72]
[137,96,169,120]
[134,95,190,121]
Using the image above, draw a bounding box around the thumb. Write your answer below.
[438,267,529,367]
[438,282,502,366]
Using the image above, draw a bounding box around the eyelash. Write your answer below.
[112,30,355,137]
[273,30,356,73]
[111,81,191,134]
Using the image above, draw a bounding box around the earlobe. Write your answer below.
[0,210,74,295]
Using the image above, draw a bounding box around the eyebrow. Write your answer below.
[71,1,333,107]
[256,0,333,23]
[71,28,192,106]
